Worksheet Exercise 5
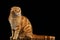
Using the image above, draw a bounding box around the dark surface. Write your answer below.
[0,0,58,40]
[0,1,12,40]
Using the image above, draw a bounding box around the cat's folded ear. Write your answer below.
[11,6,21,10]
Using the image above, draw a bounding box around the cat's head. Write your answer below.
[10,6,21,16]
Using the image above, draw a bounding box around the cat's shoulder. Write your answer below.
[21,16,28,20]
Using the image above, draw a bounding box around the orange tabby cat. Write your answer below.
[8,6,55,40]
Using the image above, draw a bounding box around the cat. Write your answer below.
[8,6,55,40]
[8,6,33,40]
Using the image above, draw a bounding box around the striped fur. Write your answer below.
[8,6,55,40]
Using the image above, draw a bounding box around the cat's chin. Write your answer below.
[14,11,21,16]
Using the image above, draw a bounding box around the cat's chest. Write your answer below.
[11,16,21,25]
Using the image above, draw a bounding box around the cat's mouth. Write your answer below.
[15,12,20,16]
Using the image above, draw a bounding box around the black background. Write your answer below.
[0,0,59,40]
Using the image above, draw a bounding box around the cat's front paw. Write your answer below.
[10,36,13,40]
